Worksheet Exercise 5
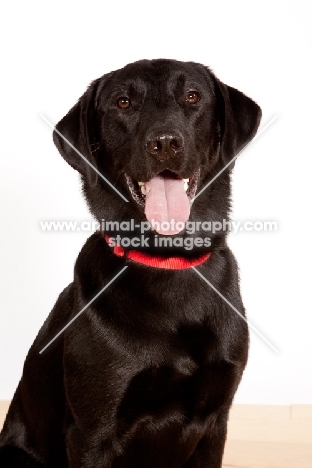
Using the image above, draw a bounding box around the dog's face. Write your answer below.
[97,60,218,193]
[54,59,261,242]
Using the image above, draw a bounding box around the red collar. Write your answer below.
[104,235,210,270]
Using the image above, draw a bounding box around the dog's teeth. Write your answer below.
[138,182,146,195]
[183,179,189,192]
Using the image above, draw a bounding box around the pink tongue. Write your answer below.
[145,175,190,235]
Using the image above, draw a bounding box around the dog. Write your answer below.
[0,59,261,467]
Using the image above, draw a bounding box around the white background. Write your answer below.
[0,0,311,404]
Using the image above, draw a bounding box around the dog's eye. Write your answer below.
[185,91,200,104]
[116,97,132,109]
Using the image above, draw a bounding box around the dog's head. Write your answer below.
[54,59,261,249]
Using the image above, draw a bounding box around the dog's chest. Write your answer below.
[70,322,232,424]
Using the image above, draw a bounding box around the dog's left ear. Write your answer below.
[215,79,262,164]
[53,77,102,186]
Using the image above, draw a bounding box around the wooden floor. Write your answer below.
[223,405,312,468]
[1,401,311,467]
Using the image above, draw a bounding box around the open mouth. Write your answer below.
[124,169,200,235]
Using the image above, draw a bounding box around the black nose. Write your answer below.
[146,130,184,161]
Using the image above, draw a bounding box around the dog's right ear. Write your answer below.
[53,78,102,186]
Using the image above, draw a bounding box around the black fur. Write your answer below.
[0,59,261,467]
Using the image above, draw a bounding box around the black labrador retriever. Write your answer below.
[0,59,261,467]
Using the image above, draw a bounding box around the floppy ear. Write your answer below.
[53,78,102,186]
[215,79,262,164]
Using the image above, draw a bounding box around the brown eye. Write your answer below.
[116,97,131,109]
[185,91,200,104]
